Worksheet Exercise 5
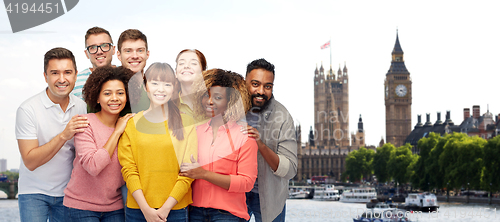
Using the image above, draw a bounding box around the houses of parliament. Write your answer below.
[295,32,412,181]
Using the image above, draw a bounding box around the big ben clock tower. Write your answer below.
[384,31,412,147]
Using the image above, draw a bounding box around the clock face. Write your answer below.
[344,79,347,83]
[395,84,407,97]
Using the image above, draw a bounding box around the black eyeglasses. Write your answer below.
[86,43,113,54]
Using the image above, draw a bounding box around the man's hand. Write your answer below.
[241,125,261,141]
[18,114,89,171]
[241,125,280,172]
[60,115,89,141]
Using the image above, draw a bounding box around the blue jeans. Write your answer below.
[126,207,187,222]
[18,193,66,222]
[65,207,125,222]
[189,206,246,222]
[245,192,286,222]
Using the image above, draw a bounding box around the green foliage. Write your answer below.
[409,133,439,190]
[481,135,500,191]
[427,133,449,189]
[343,147,374,182]
[340,132,500,193]
[439,133,485,190]
[372,143,395,183]
[387,143,416,184]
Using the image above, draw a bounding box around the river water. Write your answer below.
[1,199,498,222]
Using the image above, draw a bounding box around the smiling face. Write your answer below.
[202,86,228,118]
[176,51,203,85]
[44,58,77,102]
[146,80,174,107]
[117,39,149,74]
[245,68,274,108]
[85,33,115,69]
[97,80,127,116]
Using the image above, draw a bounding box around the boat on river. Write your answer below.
[340,187,377,203]
[403,192,439,212]
[313,184,340,201]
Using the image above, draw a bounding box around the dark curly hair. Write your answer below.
[193,69,251,122]
[83,66,135,112]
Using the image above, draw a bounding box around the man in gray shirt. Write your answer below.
[243,58,297,222]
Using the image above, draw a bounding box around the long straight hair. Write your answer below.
[143,62,184,140]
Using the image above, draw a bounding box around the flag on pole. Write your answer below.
[320,40,330,49]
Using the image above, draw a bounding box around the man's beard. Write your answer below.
[250,93,272,112]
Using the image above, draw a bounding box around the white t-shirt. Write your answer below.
[15,89,87,196]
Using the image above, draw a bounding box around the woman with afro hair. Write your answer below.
[180,69,258,221]
[63,66,135,221]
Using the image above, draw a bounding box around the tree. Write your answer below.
[427,133,450,190]
[440,133,485,190]
[410,133,439,191]
[343,147,374,182]
[388,143,415,185]
[481,135,500,192]
[372,143,395,183]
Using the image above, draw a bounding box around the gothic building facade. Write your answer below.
[295,62,367,181]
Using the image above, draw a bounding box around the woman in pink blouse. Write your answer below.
[180,69,257,221]
[63,66,134,221]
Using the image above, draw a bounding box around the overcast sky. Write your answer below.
[1,0,499,169]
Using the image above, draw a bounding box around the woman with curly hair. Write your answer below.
[175,49,207,117]
[63,66,135,221]
[180,69,257,221]
[118,62,198,222]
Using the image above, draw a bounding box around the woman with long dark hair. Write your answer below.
[119,63,197,222]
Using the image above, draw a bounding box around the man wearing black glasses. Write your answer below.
[72,27,115,100]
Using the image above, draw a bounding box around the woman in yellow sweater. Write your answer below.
[118,62,197,222]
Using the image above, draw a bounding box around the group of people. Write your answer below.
[15,27,298,222]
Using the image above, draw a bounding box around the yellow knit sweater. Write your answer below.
[118,111,198,209]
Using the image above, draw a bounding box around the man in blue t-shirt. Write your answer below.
[72,27,115,100]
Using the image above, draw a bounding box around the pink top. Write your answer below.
[63,113,125,212]
[191,120,258,220]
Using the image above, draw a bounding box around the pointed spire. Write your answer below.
[343,61,348,75]
[358,114,364,132]
[320,61,324,74]
[308,126,315,147]
[315,64,318,74]
[392,30,404,54]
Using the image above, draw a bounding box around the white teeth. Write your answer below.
[109,105,119,107]
[56,85,67,88]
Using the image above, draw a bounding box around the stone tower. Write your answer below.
[314,62,350,150]
[384,31,412,147]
